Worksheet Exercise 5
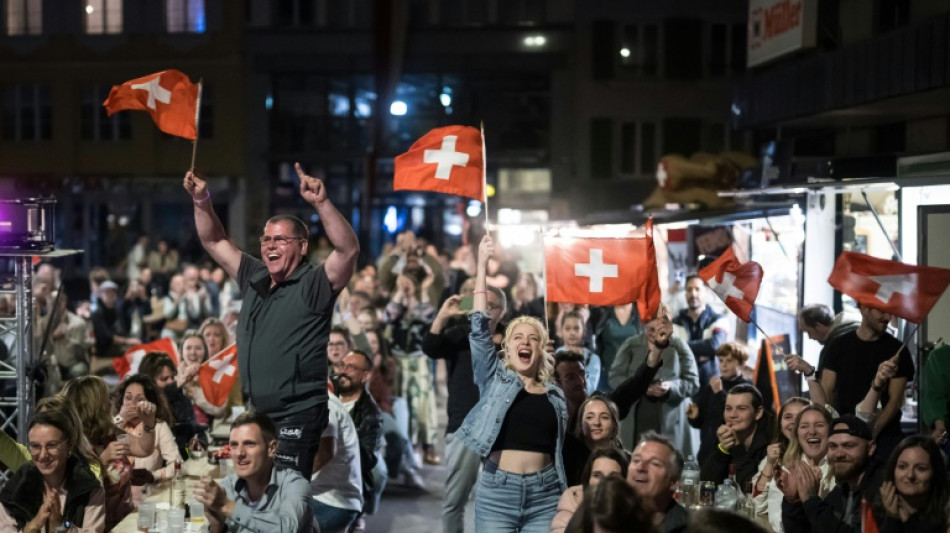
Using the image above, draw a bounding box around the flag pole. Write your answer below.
[751,320,786,358]
[190,78,204,171]
[480,121,489,231]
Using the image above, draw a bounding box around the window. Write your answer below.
[620,121,658,176]
[619,23,660,78]
[590,118,612,179]
[708,23,746,77]
[5,0,41,35]
[166,0,205,33]
[197,83,213,139]
[2,84,51,141]
[275,0,314,27]
[84,0,122,34]
[81,85,129,141]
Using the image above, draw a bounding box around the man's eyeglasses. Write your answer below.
[28,441,65,456]
[259,235,303,246]
[327,341,348,348]
[342,363,371,373]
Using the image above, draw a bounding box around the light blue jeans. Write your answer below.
[442,433,481,533]
[473,462,560,533]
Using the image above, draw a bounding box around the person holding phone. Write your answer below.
[454,234,567,532]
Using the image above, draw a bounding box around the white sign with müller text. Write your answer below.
[747,0,817,67]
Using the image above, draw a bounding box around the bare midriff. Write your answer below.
[488,449,552,474]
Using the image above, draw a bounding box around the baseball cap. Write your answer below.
[99,280,119,292]
[830,414,873,441]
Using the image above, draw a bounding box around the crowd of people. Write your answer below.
[3,164,949,533]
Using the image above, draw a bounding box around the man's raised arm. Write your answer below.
[295,162,359,292]
[184,170,242,279]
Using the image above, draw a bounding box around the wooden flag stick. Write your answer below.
[890,323,920,364]
[752,320,786,358]
[190,78,204,171]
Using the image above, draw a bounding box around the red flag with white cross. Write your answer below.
[393,125,484,201]
[114,337,179,379]
[698,245,763,323]
[102,69,200,140]
[544,220,661,320]
[199,343,238,407]
[828,251,950,323]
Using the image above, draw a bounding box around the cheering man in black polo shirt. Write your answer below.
[184,164,358,477]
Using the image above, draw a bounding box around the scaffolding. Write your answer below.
[0,250,82,444]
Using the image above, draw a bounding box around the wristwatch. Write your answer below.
[803,367,815,377]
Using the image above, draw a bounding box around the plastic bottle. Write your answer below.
[170,460,186,510]
[681,455,700,506]
[715,478,738,510]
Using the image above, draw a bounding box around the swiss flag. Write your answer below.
[103,69,199,140]
[828,251,950,323]
[544,220,661,320]
[199,344,238,408]
[698,245,763,323]
[114,338,179,379]
[393,125,484,201]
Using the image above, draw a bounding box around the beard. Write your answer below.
[832,454,869,483]
[335,374,361,395]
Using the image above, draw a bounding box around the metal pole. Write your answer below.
[14,256,32,442]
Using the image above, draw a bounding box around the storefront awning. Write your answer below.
[578,201,798,227]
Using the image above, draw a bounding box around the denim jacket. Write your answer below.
[455,312,568,491]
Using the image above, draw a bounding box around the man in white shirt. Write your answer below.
[311,394,364,533]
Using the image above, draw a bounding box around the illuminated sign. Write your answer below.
[747,0,817,68]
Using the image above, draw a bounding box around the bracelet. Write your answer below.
[143,424,154,433]
[472,290,488,294]
[193,190,211,203]
[803,367,815,377]
[872,381,884,392]
[718,443,731,455]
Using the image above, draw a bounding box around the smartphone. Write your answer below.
[459,295,474,311]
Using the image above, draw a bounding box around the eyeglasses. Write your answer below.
[327,341,348,348]
[259,235,303,246]
[28,441,66,456]
[342,363,371,373]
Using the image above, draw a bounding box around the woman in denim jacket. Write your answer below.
[455,235,568,532]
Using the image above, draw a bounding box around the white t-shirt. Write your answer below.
[311,394,364,512]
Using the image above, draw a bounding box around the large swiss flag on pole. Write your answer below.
[544,220,661,320]
[199,343,238,408]
[114,338,179,379]
[828,251,950,323]
[698,245,763,323]
[393,125,484,201]
[103,69,200,140]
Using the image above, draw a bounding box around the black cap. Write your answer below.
[830,415,873,441]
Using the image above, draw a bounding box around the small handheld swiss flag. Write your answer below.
[103,69,200,140]
[199,344,238,408]
[393,125,484,201]
[114,338,179,379]
[544,220,661,320]
[698,245,763,323]
[828,251,950,323]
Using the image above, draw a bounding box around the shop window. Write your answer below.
[81,85,130,141]
[620,121,658,176]
[84,0,122,34]
[166,0,205,33]
[1,84,51,141]
[619,23,660,78]
[5,0,41,35]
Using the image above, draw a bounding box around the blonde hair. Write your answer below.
[59,376,115,446]
[501,315,554,383]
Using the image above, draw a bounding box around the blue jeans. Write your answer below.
[311,500,359,533]
[473,462,560,533]
[442,433,481,533]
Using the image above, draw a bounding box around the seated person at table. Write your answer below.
[194,411,317,533]
[138,351,208,457]
[0,410,106,532]
[700,384,773,489]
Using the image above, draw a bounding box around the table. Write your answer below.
[112,460,222,533]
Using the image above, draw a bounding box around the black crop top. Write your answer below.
[490,389,557,455]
